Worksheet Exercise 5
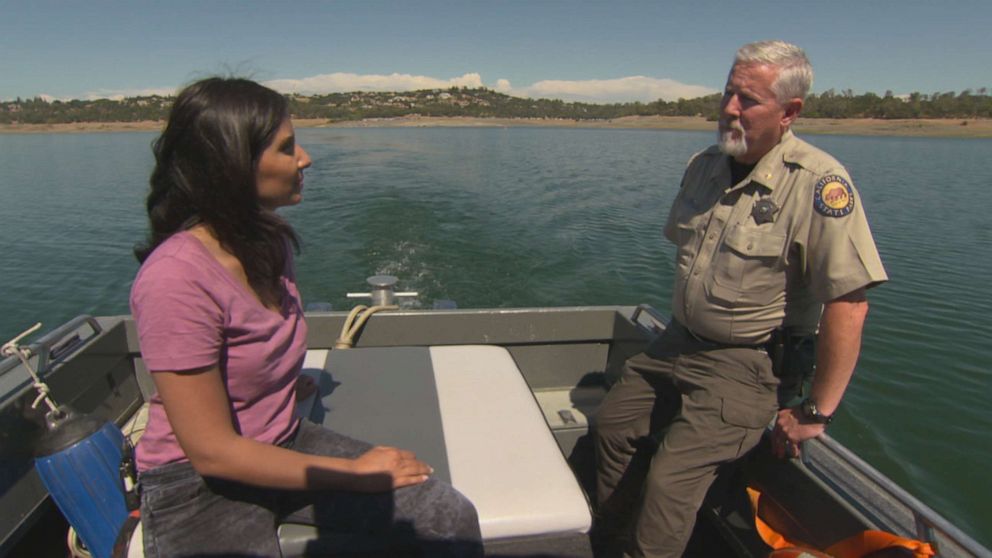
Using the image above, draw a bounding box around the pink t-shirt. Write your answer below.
[130,231,308,471]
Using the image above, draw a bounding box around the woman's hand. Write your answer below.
[349,446,433,491]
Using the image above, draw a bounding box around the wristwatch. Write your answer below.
[800,398,833,425]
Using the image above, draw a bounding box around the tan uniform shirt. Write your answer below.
[664,130,888,345]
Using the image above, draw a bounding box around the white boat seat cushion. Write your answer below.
[292,345,591,541]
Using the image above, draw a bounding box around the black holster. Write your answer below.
[766,328,817,407]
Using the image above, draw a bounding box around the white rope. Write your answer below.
[334,305,398,349]
[1,322,62,414]
[67,526,91,558]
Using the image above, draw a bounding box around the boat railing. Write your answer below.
[630,304,667,335]
[804,434,991,558]
[0,316,103,407]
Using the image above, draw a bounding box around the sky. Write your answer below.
[2,0,991,104]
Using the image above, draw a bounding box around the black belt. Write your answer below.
[671,319,767,351]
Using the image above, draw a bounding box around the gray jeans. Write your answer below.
[139,420,482,557]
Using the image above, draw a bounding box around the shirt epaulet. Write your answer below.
[780,132,845,177]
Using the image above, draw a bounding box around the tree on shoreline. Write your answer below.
[2,88,990,125]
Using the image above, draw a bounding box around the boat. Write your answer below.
[1,277,989,557]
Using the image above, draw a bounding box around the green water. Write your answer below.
[1,127,990,546]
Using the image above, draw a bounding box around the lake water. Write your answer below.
[1,127,990,547]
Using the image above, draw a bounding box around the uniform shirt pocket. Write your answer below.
[708,225,787,306]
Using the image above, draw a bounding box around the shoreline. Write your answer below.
[2,115,991,138]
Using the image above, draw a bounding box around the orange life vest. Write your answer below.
[747,487,935,558]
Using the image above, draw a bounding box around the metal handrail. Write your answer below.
[805,434,991,557]
[630,304,668,335]
[0,316,103,407]
[27,315,103,372]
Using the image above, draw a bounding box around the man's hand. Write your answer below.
[772,406,826,459]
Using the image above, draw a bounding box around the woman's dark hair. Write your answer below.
[135,77,299,307]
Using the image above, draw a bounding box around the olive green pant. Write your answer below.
[594,322,778,557]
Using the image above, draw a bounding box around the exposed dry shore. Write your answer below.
[3,116,991,138]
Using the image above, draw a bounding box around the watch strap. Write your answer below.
[801,398,833,425]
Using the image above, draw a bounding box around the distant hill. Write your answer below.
[2,87,990,124]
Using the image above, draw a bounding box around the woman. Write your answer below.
[131,77,481,557]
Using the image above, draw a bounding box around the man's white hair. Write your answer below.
[735,40,813,103]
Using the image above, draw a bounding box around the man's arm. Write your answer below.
[773,288,869,457]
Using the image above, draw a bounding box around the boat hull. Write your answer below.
[2,307,988,557]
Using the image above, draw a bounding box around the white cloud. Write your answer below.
[499,76,717,103]
[263,72,485,95]
[3,87,177,102]
[33,72,716,104]
[269,73,716,103]
[77,87,178,101]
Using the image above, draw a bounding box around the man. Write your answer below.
[593,41,887,557]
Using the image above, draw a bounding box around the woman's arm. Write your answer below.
[153,366,431,492]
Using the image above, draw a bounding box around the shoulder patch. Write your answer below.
[813,175,855,217]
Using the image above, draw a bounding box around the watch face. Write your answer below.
[802,399,831,424]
